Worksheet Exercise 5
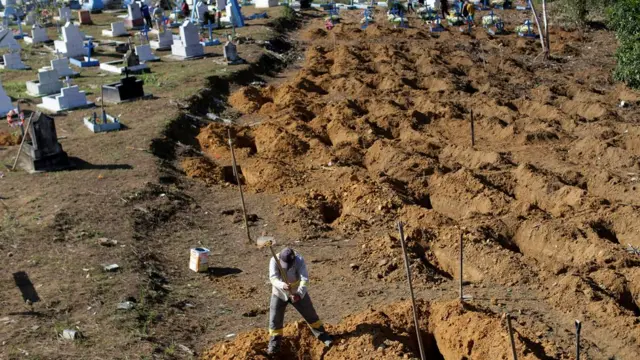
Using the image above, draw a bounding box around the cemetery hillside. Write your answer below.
[1,1,640,360]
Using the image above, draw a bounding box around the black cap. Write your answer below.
[279,248,295,269]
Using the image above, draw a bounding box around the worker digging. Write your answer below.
[267,246,333,355]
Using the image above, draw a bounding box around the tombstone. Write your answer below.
[124,2,145,29]
[68,0,82,9]
[216,0,227,11]
[0,28,22,51]
[101,69,150,103]
[150,28,174,50]
[194,0,208,22]
[171,20,204,58]
[0,52,29,70]
[82,0,105,13]
[17,111,72,173]
[26,68,64,96]
[24,24,51,44]
[223,40,241,64]
[77,10,93,25]
[54,22,85,58]
[48,57,79,78]
[135,44,159,62]
[254,0,277,7]
[102,21,129,37]
[38,81,94,113]
[0,81,15,117]
[57,7,72,22]
[22,11,36,25]
[99,44,149,73]
[225,0,244,27]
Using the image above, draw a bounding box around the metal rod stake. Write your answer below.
[575,320,581,360]
[397,222,426,360]
[11,112,35,171]
[506,313,518,360]
[470,110,475,148]
[459,231,464,301]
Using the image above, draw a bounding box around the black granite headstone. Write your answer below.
[18,111,71,172]
[101,72,146,103]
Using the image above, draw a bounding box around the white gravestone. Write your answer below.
[124,2,145,29]
[0,28,22,51]
[49,57,79,78]
[57,7,72,22]
[135,44,160,62]
[38,84,93,112]
[0,81,14,117]
[0,52,29,70]
[22,11,36,25]
[171,20,204,58]
[26,69,63,96]
[195,1,208,22]
[54,22,85,58]
[216,0,226,11]
[150,29,173,50]
[255,0,278,8]
[24,24,50,44]
[102,22,128,37]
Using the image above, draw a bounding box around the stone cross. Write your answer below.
[203,20,214,41]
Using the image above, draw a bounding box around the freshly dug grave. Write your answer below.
[0,130,20,146]
[202,300,569,360]
[195,8,640,359]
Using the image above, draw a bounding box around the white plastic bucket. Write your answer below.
[189,247,210,272]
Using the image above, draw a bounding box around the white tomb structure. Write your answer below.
[0,81,15,117]
[0,28,21,51]
[102,22,128,37]
[255,0,278,7]
[54,22,85,58]
[38,84,93,113]
[171,21,204,59]
[22,11,36,25]
[26,69,63,96]
[150,29,174,50]
[24,24,50,44]
[55,7,72,22]
[47,57,79,78]
[135,44,160,62]
[0,52,29,70]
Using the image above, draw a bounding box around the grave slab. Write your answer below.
[0,52,30,70]
[0,81,15,116]
[47,57,80,78]
[0,28,22,51]
[84,111,121,133]
[135,44,160,62]
[102,22,128,37]
[150,30,175,50]
[26,69,64,97]
[76,10,93,25]
[24,24,51,44]
[124,2,145,29]
[99,60,149,74]
[38,85,94,113]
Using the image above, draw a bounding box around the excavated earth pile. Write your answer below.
[203,300,571,360]
[193,9,640,360]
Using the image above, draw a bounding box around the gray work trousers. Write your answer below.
[268,293,328,347]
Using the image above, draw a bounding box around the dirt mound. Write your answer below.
[202,300,568,360]
[0,130,20,146]
[181,157,223,185]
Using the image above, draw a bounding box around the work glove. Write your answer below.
[290,294,301,303]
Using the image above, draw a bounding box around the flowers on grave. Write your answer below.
[6,109,24,127]
[360,16,374,24]
[482,14,501,26]
[491,0,506,4]
[418,7,436,21]
[446,11,464,26]
[515,20,535,35]
[324,14,340,23]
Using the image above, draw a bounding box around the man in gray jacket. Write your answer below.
[268,247,332,355]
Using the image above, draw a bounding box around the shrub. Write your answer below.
[608,0,640,88]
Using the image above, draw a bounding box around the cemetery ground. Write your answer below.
[1,5,640,360]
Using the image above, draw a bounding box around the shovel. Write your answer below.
[257,236,290,292]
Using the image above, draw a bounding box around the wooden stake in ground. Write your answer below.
[506,313,518,360]
[470,110,475,148]
[227,128,252,244]
[397,221,427,360]
[11,112,35,171]
[575,320,582,360]
[459,231,464,301]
